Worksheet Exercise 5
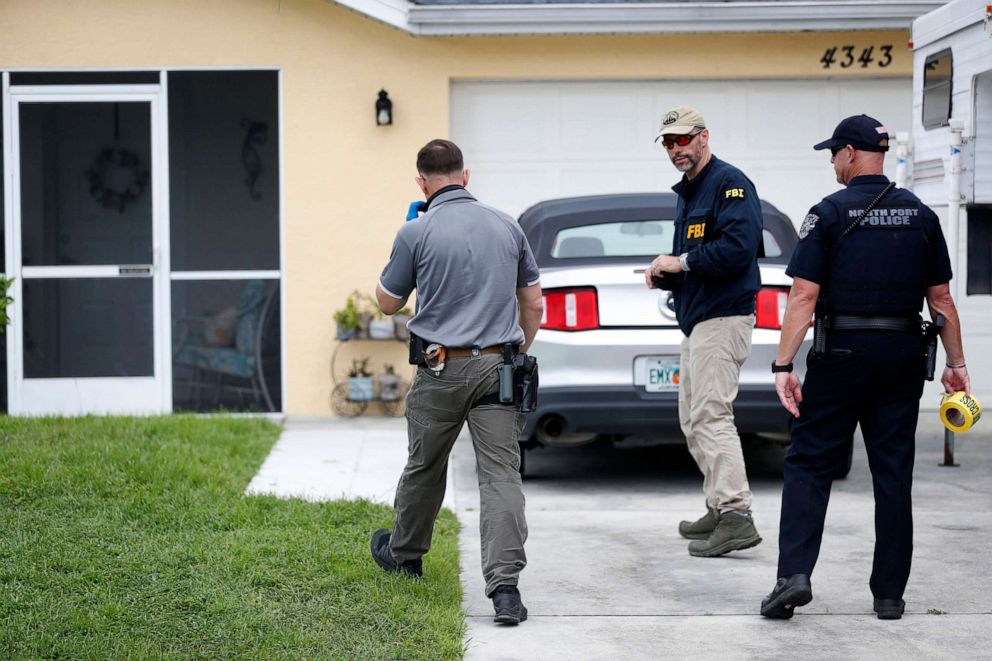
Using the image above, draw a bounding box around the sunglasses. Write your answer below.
[660,130,702,150]
[830,144,849,157]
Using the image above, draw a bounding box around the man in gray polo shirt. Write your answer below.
[370,139,543,625]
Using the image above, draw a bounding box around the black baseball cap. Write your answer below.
[813,114,890,152]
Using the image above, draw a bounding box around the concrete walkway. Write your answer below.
[246,415,992,660]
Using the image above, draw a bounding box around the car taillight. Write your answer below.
[755,286,790,330]
[541,288,599,331]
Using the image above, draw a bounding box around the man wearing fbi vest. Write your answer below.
[645,106,765,557]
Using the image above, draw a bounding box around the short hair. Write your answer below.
[417,139,464,177]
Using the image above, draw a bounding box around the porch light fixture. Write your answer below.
[376,89,393,126]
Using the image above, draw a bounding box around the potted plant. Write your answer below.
[368,296,395,340]
[392,306,412,342]
[347,357,374,402]
[0,276,14,333]
[354,291,374,339]
[333,292,361,341]
[378,364,403,401]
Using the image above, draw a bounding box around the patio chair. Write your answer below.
[173,280,277,411]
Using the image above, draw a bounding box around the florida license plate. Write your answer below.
[644,357,680,392]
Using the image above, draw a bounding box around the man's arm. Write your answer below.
[774,276,819,418]
[926,282,970,395]
[516,283,543,353]
[375,283,409,316]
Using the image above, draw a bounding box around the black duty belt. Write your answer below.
[828,315,920,334]
[447,346,503,359]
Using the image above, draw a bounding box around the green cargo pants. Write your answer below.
[389,352,527,597]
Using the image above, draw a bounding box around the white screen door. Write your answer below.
[7,86,168,414]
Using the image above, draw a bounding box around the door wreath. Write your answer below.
[86,147,150,212]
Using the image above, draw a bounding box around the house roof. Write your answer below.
[331,0,947,36]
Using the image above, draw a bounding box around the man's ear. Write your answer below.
[414,176,429,198]
[462,169,471,188]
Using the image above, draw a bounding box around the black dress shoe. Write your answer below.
[761,574,813,619]
[873,598,905,620]
[492,585,528,625]
[370,528,422,577]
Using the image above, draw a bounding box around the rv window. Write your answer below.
[967,207,992,296]
[923,49,953,129]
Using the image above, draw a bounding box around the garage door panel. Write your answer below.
[452,79,911,223]
[467,165,557,214]
[558,166,661,198]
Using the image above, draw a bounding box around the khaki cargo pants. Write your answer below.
[390,353,527,597]
[679,315,755,513]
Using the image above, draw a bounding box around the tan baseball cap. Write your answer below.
[654,105,706,141]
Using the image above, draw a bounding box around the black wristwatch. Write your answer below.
[771,361,794,373]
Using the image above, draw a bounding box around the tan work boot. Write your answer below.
[688,511,761,557]
[678,506,719,540]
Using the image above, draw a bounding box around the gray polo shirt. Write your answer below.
[379,187,541,348]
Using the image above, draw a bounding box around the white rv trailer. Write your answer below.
[910,0,992,409]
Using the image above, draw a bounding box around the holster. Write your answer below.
[408,333,426,367]
[513,353,539,413]
[812,302,828,357]
[922,314,945,381]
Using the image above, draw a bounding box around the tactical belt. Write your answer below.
[828,315,920,334]
[446,345,503,359]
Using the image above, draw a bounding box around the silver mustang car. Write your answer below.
[519,193,814,467]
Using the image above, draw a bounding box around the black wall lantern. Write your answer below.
[375,89,393,126]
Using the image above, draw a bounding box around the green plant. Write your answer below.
[333,293,361,330]
[0,275,14,332]
[348,358,372,378]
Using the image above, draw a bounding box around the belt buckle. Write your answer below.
[471,347,480,357]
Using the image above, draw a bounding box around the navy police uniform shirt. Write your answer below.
[787,174,953,317]
[670,155,764,336]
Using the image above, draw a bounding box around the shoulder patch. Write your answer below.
[724,187,745,199]
[799,213,819,240]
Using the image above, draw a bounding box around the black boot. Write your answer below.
[370,528,422,577]
[873,598,905,620]
[761,574,812,619]
[492,585,528,625]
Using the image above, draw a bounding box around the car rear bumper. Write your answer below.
[520,384,792,442]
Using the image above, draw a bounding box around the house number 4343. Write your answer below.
[820,45,894,69]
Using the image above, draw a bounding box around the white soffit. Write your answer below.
[330,0,946,36]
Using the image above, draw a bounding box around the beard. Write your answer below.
[670,146,701,173]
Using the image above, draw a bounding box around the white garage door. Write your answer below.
[451,79,911,226]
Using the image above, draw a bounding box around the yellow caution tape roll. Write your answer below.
[939,392,982,433]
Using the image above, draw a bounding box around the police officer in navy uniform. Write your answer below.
[760,115,970,620]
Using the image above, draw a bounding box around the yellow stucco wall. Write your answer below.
[0,0,910,415]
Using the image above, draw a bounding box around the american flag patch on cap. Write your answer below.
[876,126,888,134]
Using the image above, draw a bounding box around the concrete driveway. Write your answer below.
[452,416,992,660]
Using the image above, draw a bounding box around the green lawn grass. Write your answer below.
[0,417,464,660]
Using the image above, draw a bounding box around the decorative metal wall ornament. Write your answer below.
[241,118,269,200]
[86,147,150,213]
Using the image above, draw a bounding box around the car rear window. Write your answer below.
[550,220,785,261]
[551,220,674,258]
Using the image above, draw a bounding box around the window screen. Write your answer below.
[923,49,952,130]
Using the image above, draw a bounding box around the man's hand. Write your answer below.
[775,371,803,418]
[941,366,971,396]
[645,255,682,288]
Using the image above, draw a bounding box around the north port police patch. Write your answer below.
[799,213,819,239]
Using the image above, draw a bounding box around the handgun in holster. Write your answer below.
[513,353,539,413]
[922,314,945,381]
